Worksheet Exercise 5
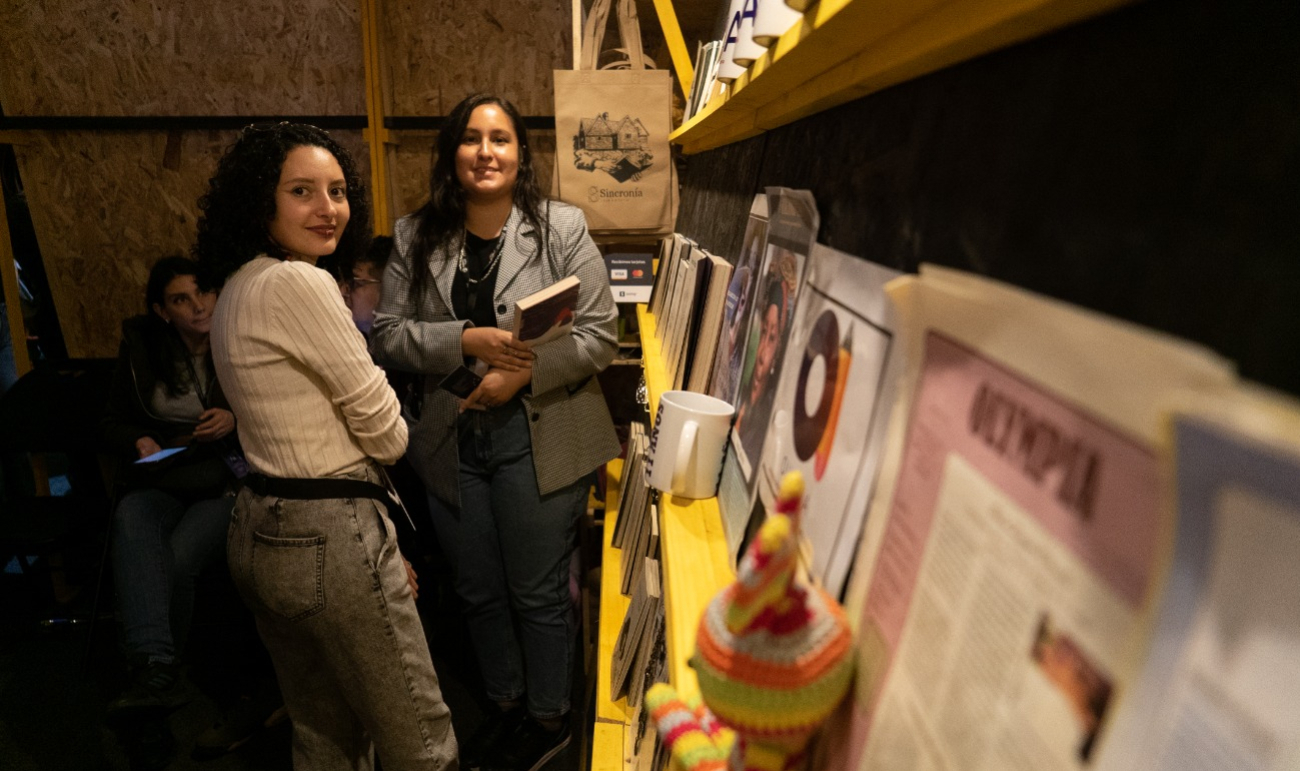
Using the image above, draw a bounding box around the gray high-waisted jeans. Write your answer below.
[227,464,458,771]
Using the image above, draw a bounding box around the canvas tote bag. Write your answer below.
[554,0,677,235]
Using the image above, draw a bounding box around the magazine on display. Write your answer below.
[818,265,1236,771]
[1093,387,1300,771]
[708,193,770,406]
[756,244,901,597]
[718,187,818,559]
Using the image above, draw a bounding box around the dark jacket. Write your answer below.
[100,315,231,462]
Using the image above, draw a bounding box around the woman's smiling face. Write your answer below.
[268,144,351,264]
[455,103,520,203]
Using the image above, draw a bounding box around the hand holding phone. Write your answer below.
[436,365,483,400]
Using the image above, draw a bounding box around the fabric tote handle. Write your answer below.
[580,0,651,71]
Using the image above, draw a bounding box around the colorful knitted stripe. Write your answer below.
[696,590,853,689]
[725,476,805,635]
[695,599,853,735]
[646,684,731,771]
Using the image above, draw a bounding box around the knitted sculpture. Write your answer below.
[649,471,855,771]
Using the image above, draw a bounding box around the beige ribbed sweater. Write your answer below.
[211,256,407,478]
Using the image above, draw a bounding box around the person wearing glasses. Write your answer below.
[195,122,457,771]
[370,93,620,771]
[321,234,392,337]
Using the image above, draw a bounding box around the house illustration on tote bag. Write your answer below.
[574,112,654,183]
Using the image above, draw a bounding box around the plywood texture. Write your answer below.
[14,130,368,358]
[675,0,1300,395]
[389,130,558,221]
[385,0,570,116]
[0,0,364,116]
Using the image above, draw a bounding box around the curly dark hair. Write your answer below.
[406,94,549,304]
[143,255,213,397]
[193,122,371,286]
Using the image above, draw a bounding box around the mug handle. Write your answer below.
[670,420,698,496]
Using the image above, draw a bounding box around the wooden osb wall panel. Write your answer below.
[385,0,570,116]
[389,131,558,220]
[0,0,364,115]
[14,130,368,358]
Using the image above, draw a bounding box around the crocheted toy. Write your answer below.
[648,471,855,771]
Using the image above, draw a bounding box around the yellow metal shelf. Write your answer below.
[593,457,632,767]
[591,307,737,770]
[635,305,735,703]
[669,0,1133,155]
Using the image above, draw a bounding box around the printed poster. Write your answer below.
[757,245,901,597]
[837,331,1162,771]
[1094,389,1300,771]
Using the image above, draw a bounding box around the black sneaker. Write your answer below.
[191,689,288,760]
[486,714,571,771]
[461,705,526,770]
[106,660,190,725]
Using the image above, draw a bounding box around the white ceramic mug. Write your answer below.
[645,391,735,499]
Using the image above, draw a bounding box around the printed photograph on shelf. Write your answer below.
[718,188,817,558]
[709,193,770,406]
[731,188,818,482]
[757,244,900,596]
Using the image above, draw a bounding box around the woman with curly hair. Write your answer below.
[370,94,620,771]
[194,122,457,771]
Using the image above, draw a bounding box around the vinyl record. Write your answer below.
[793,310,839,460]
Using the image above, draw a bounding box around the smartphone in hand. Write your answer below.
[436,365,483,400]
[134,447,188,464]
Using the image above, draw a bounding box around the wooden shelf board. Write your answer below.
[596,457,635,726]
[634,304,736,703]
[670,0,1133,154]
[659,493,734,703]
[591,721,626,771]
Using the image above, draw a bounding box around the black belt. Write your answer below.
[243,472,387,502]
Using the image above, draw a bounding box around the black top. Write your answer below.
[451,231,502,329]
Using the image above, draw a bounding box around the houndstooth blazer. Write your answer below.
[370,201,621,508]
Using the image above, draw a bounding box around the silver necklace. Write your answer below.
[457,227,507,288]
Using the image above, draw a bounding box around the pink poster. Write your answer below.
[830,331,1160,769]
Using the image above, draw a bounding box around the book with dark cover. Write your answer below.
[513,275,580,347]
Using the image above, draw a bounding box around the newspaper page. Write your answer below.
[1094,387,1300,771]
[757,244,901,596]
[820,266,1237,771]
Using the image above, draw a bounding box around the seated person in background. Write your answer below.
[318,234,392,337]
[323,235,442,591]
[101,256,239,719]
[343,235,392,336]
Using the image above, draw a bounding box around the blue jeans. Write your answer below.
[112,488,233,663]
[428,401,588,720]
[228,463,457,770]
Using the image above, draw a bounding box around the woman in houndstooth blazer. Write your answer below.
[370,94,620,771]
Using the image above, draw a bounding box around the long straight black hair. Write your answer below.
[406,94,549,304]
